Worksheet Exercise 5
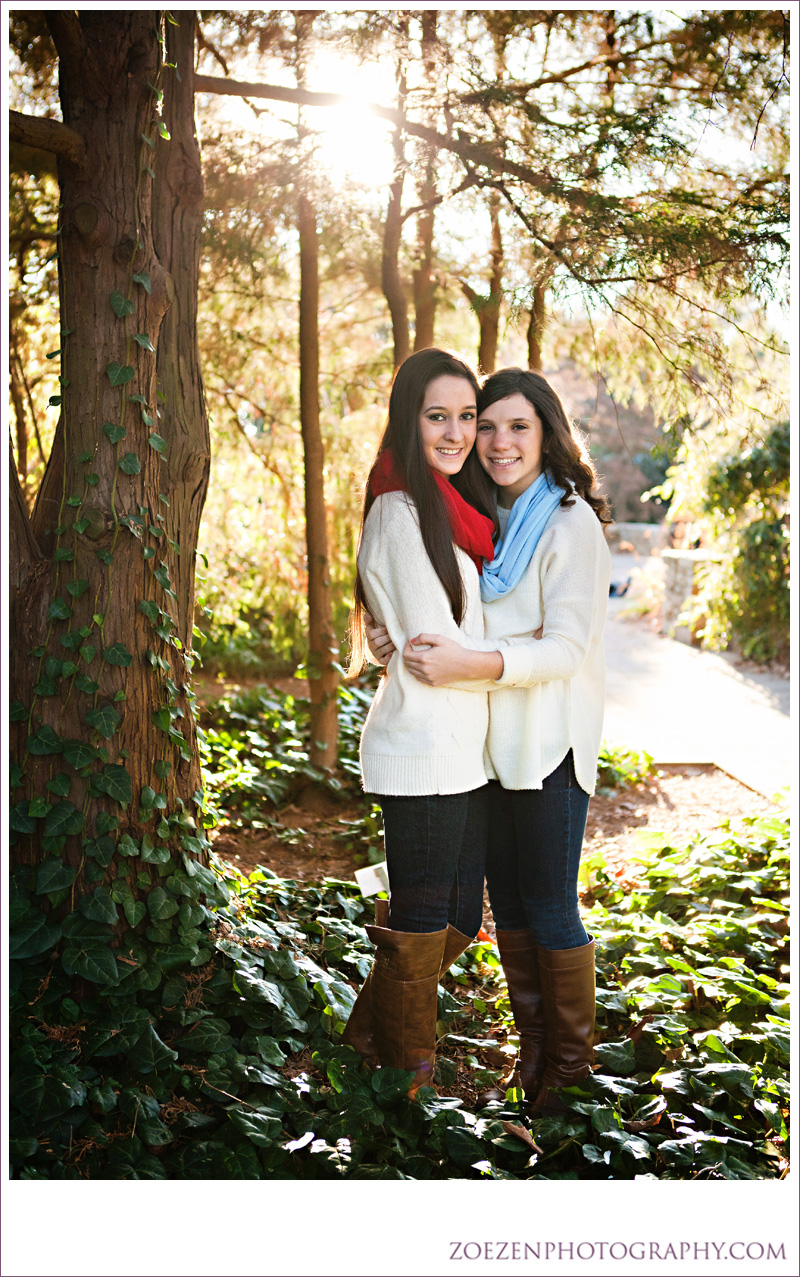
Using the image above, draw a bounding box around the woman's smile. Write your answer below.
[477,391,544,505]
[418,374,478,476]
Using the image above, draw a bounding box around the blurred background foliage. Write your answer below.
[9,8,789,677]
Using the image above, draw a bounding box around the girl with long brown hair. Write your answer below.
[370,368,612,1116]
[343,348,499,1095]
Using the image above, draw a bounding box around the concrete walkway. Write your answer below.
[603,554,792,800]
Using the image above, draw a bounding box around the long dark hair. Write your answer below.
[478,368,612,526]
[348,349,496,676]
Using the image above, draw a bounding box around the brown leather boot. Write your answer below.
[528,938,596,1118]
[478,929,546,1104]
[343,917,473,1066]
[341,900,388,1064]
[366,922,448,1096]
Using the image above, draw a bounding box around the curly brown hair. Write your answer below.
[477,368,612,526]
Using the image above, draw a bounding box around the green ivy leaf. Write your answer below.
[86,473,100,486]
[110,290,135,318]
[143,547,156,559]
[62,946,120,986]
[80,887,119,925]
[152,708,171,732]
[129,393,147,405]
[157,121,171,141]
[107,362,135,387]
[117,833,140,857]
[44,801,85,838]
[140,786,157,810]
[63,739,97,769]
[66,496,82,507]
[46,773,72,797]
[10,914,62,960]
[67,578,90,598]
[142,410,155,426]
[147,886,179,921]
[36,859,77,894]
[103,421,127,444]
[133,333,156,353]
[124,899,147,927]
[153,565,172,591]
[28,796,51,819]
[132,271,152,294]
[140,599,160,624]
[85,705,121,739]
[10,802,36,834]
[47,597,72,622]
[10,763,25,788]
[80,643,97,664]
[54,548,74,563]
[33,678,59,697]
[105,642,133,667]
[154,759,172,779]
[75,674,99,695]
[97,764,133,806]
[119,453,142,475]
[148,433,167,454]
[10,701,28,722]
[95,549,114,565]
[27,726,63,755]
[128,1023,178,1073]
[141,838,171,865]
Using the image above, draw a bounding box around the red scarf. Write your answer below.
[370,449,495,574]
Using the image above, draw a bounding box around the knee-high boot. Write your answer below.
[528,937,596,1118]
[365,921,448,1096]
[343,910,473,1068]
[479,929,546,1103]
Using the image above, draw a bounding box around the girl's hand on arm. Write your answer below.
[403,633,504,686]
[364,612,396,666]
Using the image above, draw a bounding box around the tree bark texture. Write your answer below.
[461,193,504,374]
[296,14,339,771]
[10,12,210,879]
[412,10,438,352]
[382,19,411,369]
[527,283,547,371]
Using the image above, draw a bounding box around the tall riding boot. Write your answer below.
[343,917,473,1067]
[366,921,447,1096]
[478,929,546,1104]
[440,923,474,975]
[341,900,388,1065]
[528,938,596,1118]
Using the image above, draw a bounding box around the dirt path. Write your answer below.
[213,764,776,914]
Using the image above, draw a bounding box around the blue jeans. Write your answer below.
[377,786,489,936]
[485,752,590,950]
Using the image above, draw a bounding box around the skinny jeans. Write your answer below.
[485,751,590,950]
[376,785,489,936]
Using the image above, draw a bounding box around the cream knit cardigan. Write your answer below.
[357,491,492,796]
[452,494,611,794]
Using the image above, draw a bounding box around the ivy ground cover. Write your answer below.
[9,684,789,1179]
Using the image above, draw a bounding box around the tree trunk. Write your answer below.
[10,13,210,889]
[296,14,338,771]
[412,10,437,351]
[382,15,410,368]
[412,163,436,350]
[527,283,547,371]
[10,358,28,489]
[460,195,504,374]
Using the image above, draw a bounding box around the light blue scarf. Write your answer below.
[480,471,566,602]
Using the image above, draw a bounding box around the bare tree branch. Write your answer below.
[9,110,87,167]
[193,74,567,202]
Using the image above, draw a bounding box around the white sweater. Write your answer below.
[357,491,491,796]
[451,495,611,794]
